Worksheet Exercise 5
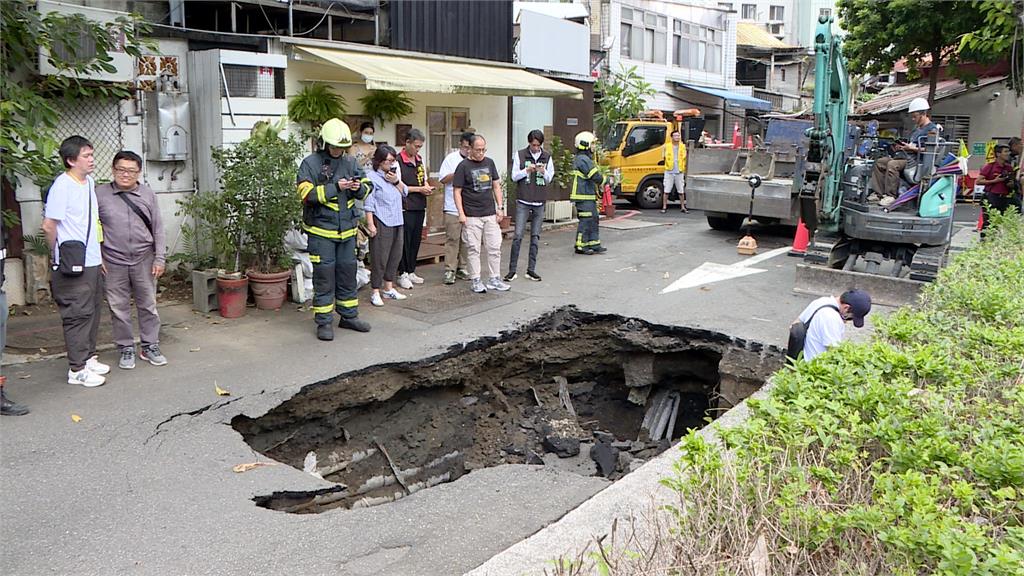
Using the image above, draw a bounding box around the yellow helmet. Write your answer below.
[320,118,352,148]
[574,130,596,150]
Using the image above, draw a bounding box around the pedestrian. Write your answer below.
[348,121,376,172]
[95,150,168,370]
[787,289,872,361]
[1008,137,1022,200]
[1,219,29,414]
[297,118,373,341]
[363,145,408,307]
[976,144,1017,234]
[870,98,937,206]
[438,131,474,285]
[453,134,511,293]
[660,129,688,213]
[569,131,606,255]
[396,128,432,289]
[41,135,109,387]
[505,129,552,282]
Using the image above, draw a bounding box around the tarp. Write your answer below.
[671,81,772,111]
[293,45,583,99]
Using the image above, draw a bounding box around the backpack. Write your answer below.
[786,304,840,360]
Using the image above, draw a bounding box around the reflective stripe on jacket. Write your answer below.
[569,152,603,201]
[296,150,371,240]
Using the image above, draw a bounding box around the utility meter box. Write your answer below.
[145,92,190,161]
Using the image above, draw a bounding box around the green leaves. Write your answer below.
[358,90,414,127]
[594,66,655,139]
[287,83,347,130]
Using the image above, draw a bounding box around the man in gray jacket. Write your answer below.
[96,151,168,370]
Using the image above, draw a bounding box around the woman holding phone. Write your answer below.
[363,145,408,306]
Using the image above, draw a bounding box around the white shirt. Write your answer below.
[439,150,467,215]
[798,296,844,360]
[44,172,102,267]
[511,149,555,207]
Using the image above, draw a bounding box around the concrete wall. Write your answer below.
[930,82,1023,171]
[733,0,797,46]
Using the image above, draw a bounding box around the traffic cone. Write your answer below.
[789,218,809,256]
[746,135,754,149]
[976,210,984,232]
[602,184,616,218]
[732,122,742,149]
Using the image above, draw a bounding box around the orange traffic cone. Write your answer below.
[789,218,809,256]
[976,210,984,232]
[732,122,742,149]
[602,184,616,219]
[746,135,754,149]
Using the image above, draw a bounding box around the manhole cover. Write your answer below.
[232,306,782,513]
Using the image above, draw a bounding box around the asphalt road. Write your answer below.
[0,204,981,575]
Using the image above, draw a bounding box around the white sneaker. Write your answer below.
[371,291,384,307]
[397,273,414,290]
[86,355,110,375]
[486,277,511,292]
[68,367,105,387]
[382,289,407,300]
[408,272,425,284]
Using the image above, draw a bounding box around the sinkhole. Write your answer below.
[231,307,782,513]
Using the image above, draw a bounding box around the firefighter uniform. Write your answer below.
[297,124,371,339]
[569,132,605,254]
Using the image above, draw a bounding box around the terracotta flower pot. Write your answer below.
[247,269,292,310]
[216,276,249,318]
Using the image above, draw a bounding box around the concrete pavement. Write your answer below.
[1,206,972,575]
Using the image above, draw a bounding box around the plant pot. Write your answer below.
[247,269,292,310]
[216,275,249,318]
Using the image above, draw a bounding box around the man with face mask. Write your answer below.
[437,131,474,284]
[297,118,373,341]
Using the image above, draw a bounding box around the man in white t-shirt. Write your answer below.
[41,136,110,387]
[797,289,872,360]
[437,131,474,285]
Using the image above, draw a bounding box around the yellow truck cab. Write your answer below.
[602,109,703,209]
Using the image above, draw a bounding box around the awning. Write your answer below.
[671,81,772,111]
[292,45,583,99]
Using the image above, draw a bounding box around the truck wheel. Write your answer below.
[636,180,663,209]
[706,213,745,231]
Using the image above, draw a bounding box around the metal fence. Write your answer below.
[53,97,123,182]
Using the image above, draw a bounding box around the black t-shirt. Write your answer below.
[398,150,427,211]
[453,157,499,217]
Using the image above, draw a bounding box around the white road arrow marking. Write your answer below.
[660,246,790,294]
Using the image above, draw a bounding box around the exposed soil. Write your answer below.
[232,307,782,513]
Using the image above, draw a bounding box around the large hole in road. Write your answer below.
[231,307,782,513]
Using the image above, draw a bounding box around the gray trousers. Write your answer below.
[51,265,103,371]
[369,223,404,289]
[509,201,544,274]
[105,255,161,349]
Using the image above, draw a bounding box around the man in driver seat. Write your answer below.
[870,97,937,207]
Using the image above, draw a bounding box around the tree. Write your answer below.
[959,0,1024,98]
[837,0,978,104]
[0,0,150,195]
[594,65,655,139]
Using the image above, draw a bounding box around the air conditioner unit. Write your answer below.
[37,0,135,83]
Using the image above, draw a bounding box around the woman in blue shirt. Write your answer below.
[363,146,408,307]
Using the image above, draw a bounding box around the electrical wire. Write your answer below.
[292,2,340,36]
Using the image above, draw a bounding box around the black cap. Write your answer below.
[842,289,872,328]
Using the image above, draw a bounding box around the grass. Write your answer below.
[547,211,1024,576]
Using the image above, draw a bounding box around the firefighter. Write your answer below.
[297,118,373,341]
[569,131,606,255]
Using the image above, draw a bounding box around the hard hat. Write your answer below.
[574,131,596,150]
[907,97,930,113]
[320,118,352,147]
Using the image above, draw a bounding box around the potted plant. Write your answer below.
[358,90,413,128]
[288,82,347,151]
[179,119,303,316]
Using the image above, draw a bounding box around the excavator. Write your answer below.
[794,15,960,302]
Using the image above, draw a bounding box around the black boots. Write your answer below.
[316,324,334,341]
[339,316,371,333]
[0,384,29,416]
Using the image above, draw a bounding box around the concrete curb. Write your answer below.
[466,379,776,576]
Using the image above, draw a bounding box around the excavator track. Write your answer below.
[908,244,947,282]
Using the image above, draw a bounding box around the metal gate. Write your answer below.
[53,97,123,182]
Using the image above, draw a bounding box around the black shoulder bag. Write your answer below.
[116,191,154,236]
[786,304,840,360]
[55,182,93,277]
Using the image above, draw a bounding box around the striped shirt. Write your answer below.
[364,169,407,227]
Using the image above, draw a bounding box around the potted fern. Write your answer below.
[288,83,346,151]
[359,90,414,129]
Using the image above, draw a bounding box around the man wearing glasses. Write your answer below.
[95,151,168,370]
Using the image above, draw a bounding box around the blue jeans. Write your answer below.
[509,202,544,274]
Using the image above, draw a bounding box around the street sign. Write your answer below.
[971,142,986,155]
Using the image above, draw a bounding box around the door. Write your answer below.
[620,123,667,201]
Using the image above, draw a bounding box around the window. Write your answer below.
[770,23,784,36]
[819,8,832,18]
[780,68,786,82]
[741,4,756,19]
[426,107,470,171]
[930,115,971,142]
[620,7,668,63]
[674,20,722,74]
[769,5,784,20]
[624,125,667,156]
[221,64,283,98]
[718,2,734,10]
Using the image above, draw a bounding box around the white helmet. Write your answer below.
[908,97,930,113]
[574,131,596,150]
